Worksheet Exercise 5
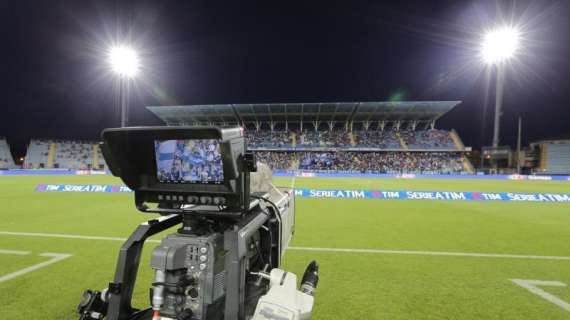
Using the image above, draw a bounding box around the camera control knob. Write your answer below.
[200,196,212,205]
[213,197,226,205]
[187,196,199,204]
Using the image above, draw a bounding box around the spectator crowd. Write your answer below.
[255,151,465,174]
[246,129,456,149]
[355,131,401,148]
[247,129,463,173]
[255,152,295,170]
[298,130,351,147]
[399,129,455,149]
[247,131,292,148]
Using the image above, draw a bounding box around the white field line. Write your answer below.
[2,231,570,261]
[0,231,160,243]
[511,279,570,312]
[0,252,72,283]
[288,246,570,261]
[0,249,31,255]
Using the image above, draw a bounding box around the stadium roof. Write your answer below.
[147,101,461,126]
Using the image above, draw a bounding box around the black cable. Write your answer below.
[265,225,273,267]
[251,205,273,267]
[252,236,267,266]
[248,197,275,267]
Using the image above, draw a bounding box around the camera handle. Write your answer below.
[106,214,183,320]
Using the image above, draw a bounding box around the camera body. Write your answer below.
[78,126,316,320]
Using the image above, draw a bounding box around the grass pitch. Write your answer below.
[1,175,569,319]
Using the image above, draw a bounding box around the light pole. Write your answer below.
[108,45,139,127]
[516,116,522,174]
[491,65,505,149]
[481,26,520,170]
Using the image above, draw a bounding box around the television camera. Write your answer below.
[77,126,318,320]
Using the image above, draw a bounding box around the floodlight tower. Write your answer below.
[481,26,520,149]
[108,46,139,127]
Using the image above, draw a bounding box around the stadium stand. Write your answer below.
[254,151,463,173]
[23,139,50,169]
[53,140,93,169]
[94,144,108,170]
[297,130,352,148]
[540,141,570,174]
[0,137,16,169]
[296,151,463,173]
[147,101,473,174]
[247,129,458,150]
[19,102,473,173]
[247,131,293,148]
[24,139,106,170]
[399,129,456,150]
[354,130,403,149]
[255,151,297,170]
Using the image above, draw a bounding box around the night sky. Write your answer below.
[2,0,570,158]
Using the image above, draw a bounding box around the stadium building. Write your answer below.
[147,101,474,174]
[7,101,569,175]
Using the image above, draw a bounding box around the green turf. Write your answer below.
[1,175,569,319]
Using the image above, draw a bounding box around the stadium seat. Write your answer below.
[544,143,570,174]
[0,137,17,169]
[24,139,107,170]
[23,139,50,169]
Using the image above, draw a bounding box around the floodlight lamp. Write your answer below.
[481,27,520,65]
[108,46,139,78]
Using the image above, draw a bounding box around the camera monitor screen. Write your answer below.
[154,139,224,184]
